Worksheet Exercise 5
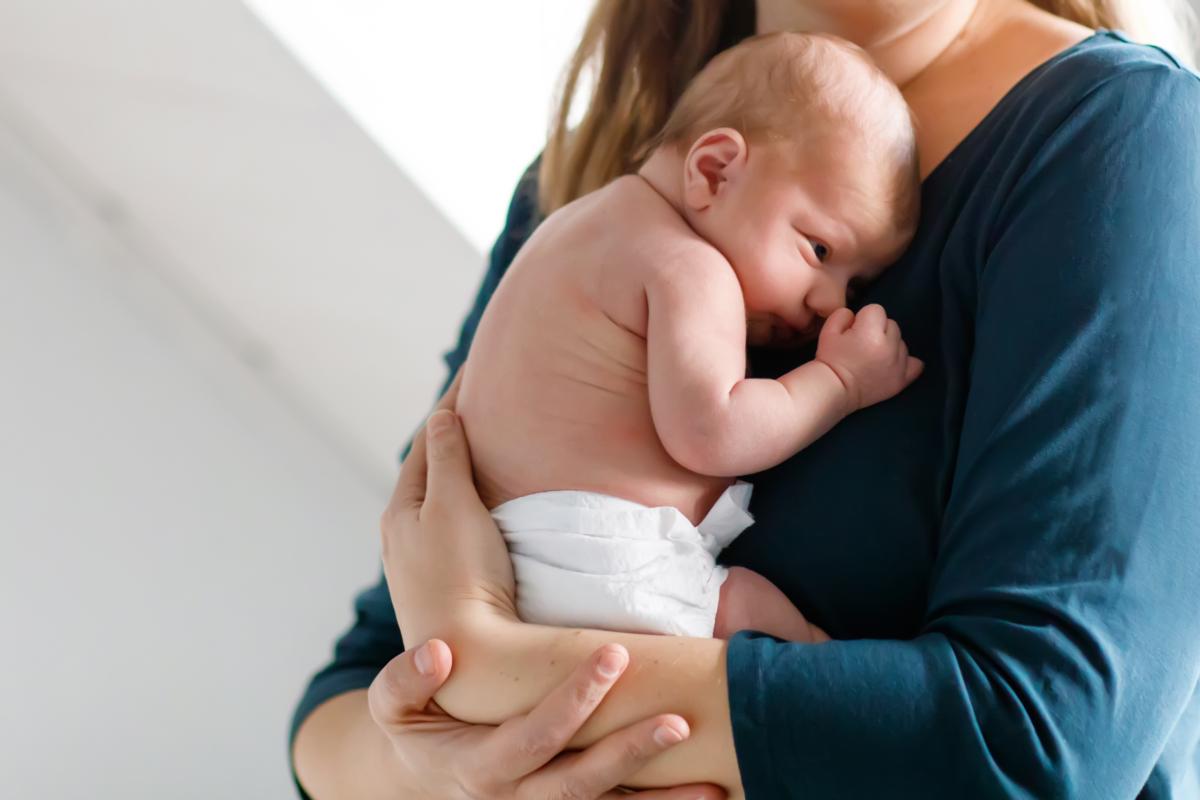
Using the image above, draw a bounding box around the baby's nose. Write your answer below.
[806,280,848,319]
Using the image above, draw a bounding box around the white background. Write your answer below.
[0,2,1195,799]
[0,2,589,798]
[244,0,594,253]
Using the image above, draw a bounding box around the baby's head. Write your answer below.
[644,32,920,339]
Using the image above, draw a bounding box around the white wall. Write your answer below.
[2,3,1195,799]
[0,2,595,797]
[0,117,383,798]
[0,0,487,481]
[243,0,595,253]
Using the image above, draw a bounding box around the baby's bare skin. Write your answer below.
[458,175,731,524]
[460,135,920,509]
[457,132,922,641]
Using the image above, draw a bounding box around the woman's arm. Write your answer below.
[294,690,410,800]
[388,62,1200,798]
[289,159,542,767]
[385,409,744,794]
[295,637,722,800]
[444,611,738,790]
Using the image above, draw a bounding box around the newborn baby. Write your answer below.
[456,31,921,641]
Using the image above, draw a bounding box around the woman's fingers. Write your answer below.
[532,713,692,798]
[482,644,630,778]
[366,640,453,729]
[385,369,462,520]
[526,712,720,800]
[388,423,431,524]
[436,368,464,412]
[422,410,482,518]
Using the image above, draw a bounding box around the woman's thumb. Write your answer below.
[367,640,453,729]
[423,410,476,509]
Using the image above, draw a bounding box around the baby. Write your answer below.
[456,32,922,641]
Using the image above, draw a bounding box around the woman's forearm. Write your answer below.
[293,691,418,800]
[437,611,742,795]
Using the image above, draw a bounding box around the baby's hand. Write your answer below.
[815,305,924,411]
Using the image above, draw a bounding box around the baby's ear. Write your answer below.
[682,128,748,211]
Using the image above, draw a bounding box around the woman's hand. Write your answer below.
[380,372,518,647]
[375,380,725,797]
[367,637,724,799]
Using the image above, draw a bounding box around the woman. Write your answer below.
[292,0,1200,797]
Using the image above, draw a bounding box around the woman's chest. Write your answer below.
[724,213,979,639]
[722,375,950,638]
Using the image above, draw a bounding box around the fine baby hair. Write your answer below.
[644,31,921,242]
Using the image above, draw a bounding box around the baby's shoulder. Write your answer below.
[576,178,725,280]
[637,224,734,294]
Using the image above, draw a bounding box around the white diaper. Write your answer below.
[491,482,753,638]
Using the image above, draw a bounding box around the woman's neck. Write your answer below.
[754,0,1083,178]
[754,0,1008,87]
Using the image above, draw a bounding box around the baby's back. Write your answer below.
[456,176,729,523]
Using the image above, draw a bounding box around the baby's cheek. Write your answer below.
[737,262,780,309]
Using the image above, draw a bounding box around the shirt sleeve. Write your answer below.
[287,160,541,780]
[726,65,1200,798]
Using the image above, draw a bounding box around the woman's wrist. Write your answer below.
[432,612,740,793]
[397,586,519,671]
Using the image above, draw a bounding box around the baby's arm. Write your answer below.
[645,252,922,477]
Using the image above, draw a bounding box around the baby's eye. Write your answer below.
[809,239,830,263]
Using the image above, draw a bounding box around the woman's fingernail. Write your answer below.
[653,723,686,746]
[596,648,626,679]
[414,644,434,676]
[427,410,454,435]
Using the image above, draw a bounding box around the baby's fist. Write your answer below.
[816,305,923,411]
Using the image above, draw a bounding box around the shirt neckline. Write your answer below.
[920,29,1117,188]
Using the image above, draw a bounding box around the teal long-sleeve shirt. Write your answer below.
[291,32,1200,798]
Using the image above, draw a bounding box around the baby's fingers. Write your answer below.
[822,307,855,336]
[854,304,888,332]
[885,318,901,342]
[905,356,925,383]
[618,787,726,800]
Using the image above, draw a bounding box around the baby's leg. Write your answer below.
[713,566,830,642]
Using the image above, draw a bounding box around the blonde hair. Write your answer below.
[1031,1,1196,65]
[539,0,1197,215]
[647,32,920,238]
